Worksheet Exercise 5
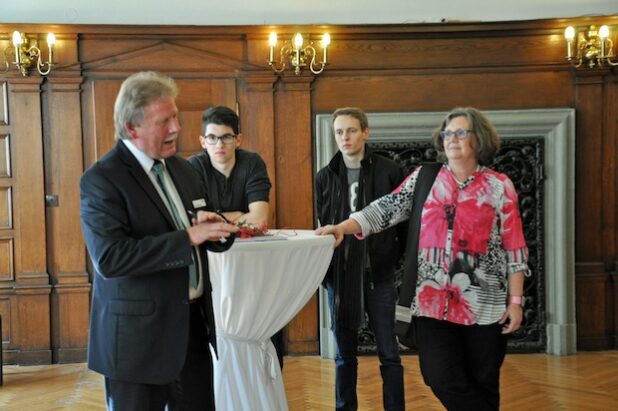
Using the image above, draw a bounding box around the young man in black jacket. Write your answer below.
[315,107,406,410]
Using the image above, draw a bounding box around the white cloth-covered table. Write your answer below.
[207,229,334,411]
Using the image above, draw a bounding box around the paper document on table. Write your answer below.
[237,234,289,242]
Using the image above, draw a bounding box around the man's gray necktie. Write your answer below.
[151,160,198,289]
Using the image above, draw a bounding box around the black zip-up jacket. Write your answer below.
[315,147,407,289]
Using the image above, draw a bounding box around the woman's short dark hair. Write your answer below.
[202,106,240,135]
[432,107,500,166]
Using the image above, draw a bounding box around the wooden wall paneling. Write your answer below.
[273,76,315,229]
[81,75,219,167]
[80,37,246,79]
[575,263,613,349]
[239,74,278,226]
[324,33,566,72]
[0,237,13,281]
[80,35,244,163]
[0,81,7,125]
[44,77,91,363]
[609,75,618,349]
[274,75,319,353]
[313,71,573,113]
[9,77,52,364]
[0,93,13,278]
[601,74,617,268]
[84,79,123,167]
[572,70,618,351]
[613,266,618,348]
[574,75,605,261]
[0,79,15,360]
[573,73,612,350]
[0,297,11,351]
[79,35,245,71]
[174,78,237,159]
[245,32,272,74]
[80,79,101,171]
[81,76,231,163]
[83,77,236,162]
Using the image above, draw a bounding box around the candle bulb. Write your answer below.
[321,33,331,64]
[599,25,609,58]
[293,33,303,50]
[12,31,23,65]
[268,32,277,63]
[564,26,575,60]
[47,33,56,64]
[293,33,303,72]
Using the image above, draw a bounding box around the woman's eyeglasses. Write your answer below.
[204,133,237,145]
[440,129,473,141]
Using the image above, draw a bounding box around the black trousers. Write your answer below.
[415,316,507,411]
[104,302,214,411]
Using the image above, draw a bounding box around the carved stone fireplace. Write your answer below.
[314,108,576,356]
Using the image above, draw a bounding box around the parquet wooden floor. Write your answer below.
[0,352,617,410]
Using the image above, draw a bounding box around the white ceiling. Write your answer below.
[1,0,616,26]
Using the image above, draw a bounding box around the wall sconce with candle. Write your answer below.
[268,32,330,75]
[564,25,617,68]
[2,31,55,76]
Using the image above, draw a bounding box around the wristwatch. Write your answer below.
[508,295,526,307]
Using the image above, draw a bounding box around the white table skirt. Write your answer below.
[208,230,334,411]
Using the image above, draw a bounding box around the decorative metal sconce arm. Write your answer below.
[2,48,11,73]
[268,42,291,73]
[601,38,618,66]
[307,44,329,74]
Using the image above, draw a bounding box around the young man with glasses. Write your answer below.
[188,106,287,367]
[189,106,271,227]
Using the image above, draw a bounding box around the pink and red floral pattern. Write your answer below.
[351,164,530,326]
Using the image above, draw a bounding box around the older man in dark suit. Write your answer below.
[80,71,238,410]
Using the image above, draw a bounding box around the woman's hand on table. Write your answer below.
[315,225,345,247]
[316,219,362,247]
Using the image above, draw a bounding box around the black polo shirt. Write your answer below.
[188,148,271,213]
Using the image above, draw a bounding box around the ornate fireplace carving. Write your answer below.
[315,109,576,356]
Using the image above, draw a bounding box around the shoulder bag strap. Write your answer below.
[399,162,441,307]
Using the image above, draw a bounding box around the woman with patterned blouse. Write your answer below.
[317,107,529,410]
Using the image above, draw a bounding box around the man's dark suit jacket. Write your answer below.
[80,140,229,385]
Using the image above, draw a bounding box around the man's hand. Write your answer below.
[187,211,239,245]
[193,211,226,224]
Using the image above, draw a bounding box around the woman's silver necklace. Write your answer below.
[451,173,467,185]
[450,165,480,186]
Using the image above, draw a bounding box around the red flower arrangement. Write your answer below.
[236,220,269,239]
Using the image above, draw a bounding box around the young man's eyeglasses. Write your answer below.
[439,129,473,141]
[204,133,237,145]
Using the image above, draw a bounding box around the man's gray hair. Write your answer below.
[114,71,178,140]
